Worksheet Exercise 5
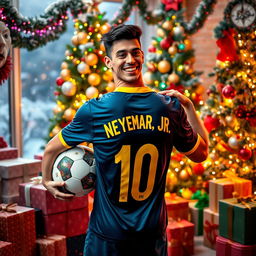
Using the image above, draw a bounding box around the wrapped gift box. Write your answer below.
[19,183,88,215]
[36,234,66,256]
[203,208,219,249]
[166,219,194,256]
[219,198,256,245]
[66,233,86,256]
[0,241,15,256]
[0,203,36,256]
[209,178,252,213]
[216,236,256,256]
[44,207,89,237]
[165,194,189,221]
[189,202,203,236]
[0,148,18,160]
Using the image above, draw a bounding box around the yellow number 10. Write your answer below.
[115,144,159,202]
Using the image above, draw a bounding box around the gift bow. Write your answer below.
[192,190,209,209]
[30,176,43,184]
[0,203,17,213]
[236,196,256,210]
[161,0,183,11]
[204,220,218,246]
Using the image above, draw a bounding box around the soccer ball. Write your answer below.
[52,146,96,196]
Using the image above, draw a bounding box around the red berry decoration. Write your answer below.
[193,163,205,175]
[56,77,64,86]
[222,85,236,99]
[203,115,221,132]
[88,27,95,33]
[160,37,172,50]
[148,45,156,53]
[54,91,61,96]
[238,148,252,161]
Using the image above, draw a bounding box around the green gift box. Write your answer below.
[219,198,256,245]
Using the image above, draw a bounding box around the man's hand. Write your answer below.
[43,180,75,201]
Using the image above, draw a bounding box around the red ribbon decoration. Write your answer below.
[204,220,218,246]
[0,203,17,213]
[161,0,183,11]
[0,56,12,85]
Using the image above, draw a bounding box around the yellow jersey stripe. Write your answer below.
[114,86,153,93]
[58,131,71,148]
[180,134,202,155]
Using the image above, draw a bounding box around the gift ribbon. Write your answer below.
[24,176,43,207]
[204,220,218,246]
[0,203,17,213]
[192,190,209,209]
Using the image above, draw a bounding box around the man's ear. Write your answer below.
[104,56,112,69]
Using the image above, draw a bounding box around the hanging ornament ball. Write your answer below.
[61,62,68,70]
[238,148,252,161]
[86,86,99,99]
[203,115,221,133]
[217,83,225,92]
[157,28,165,38]
[88,27,94,33]
[173,26,184,40]
[106,82,116,92]
[181,188,193,200]
[56,77,64,86]
[168,73,180,84]
[158,60,171,73]
[179,169,190,181]
[61,81,77,96]
[77,62,90,74]
[178,43,185,51]
[166,171,178,191]
[193,163,205,176]
[160,37,172,50]
[185,65,194,74]
[143,72,154,85]
[147,62,157,72]
[65,50,72,56]
[225,115,235,127]
[71,35,79,46]
[77,32,88,44]
[88,73,101,86]
[168,46,177,55]
[53,105,62,114]
[63,108,76,121]
[103,69,113,82]
[222,85,236,99]
[162,20,173,30]
[148,45,156,53]
[60,69,71,81]
[100,23,111,34]
[228,136,240,149]
[52,126,61,136]
[184,39,192,50]
[86,53,99,66]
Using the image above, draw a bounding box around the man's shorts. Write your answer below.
[84,230,167,256]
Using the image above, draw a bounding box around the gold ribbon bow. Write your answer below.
[0,203,17,213]
[30,176,43,184]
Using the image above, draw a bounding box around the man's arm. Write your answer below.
[159,89,209,162]
[42,134,75,200]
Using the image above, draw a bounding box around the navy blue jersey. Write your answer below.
[59,86,200,241]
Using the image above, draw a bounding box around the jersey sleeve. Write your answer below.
[172,104,200,155]
[59,101,93,148]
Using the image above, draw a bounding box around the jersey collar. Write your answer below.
[114,86,153,93]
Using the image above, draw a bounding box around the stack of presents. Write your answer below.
[0,143,89,256]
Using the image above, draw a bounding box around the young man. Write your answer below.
[42,25,208,256]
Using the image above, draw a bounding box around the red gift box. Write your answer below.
[165,194,189,220]
[166,219,194,256]
[0,148,18,160]
[0,203,36,256]
[43,207,89,237]
[0,241,15,256]
[216,236,256,256]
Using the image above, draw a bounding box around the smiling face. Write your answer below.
[0,22,11,68]
[104,39,144,87]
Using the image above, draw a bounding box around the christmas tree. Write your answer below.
[47,3,113,141]
[201,27,256,191]
[143,8,206,199]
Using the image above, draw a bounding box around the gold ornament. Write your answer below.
[86,86,99,99]
[157,28,165,38]
[184,39,192,50]
[196,85,205,94]
[158,60,171,73]
[86,53,99,66]
[185,65,194,74]
[71,35,79,46]
[106,82,116,92]
[65,50,72,56]
[60,69,71,80]
[72,58,78,65]
[103,69,113,82]
[173,25,184,37]
[162,20,173,30]
[168,46,177,55]
[168,73,180,84]
[52,126,61,136]
[63,108,76,121]
[143,72,154,85]
[166,171,178,191]
[77,32,88,44]
[100,23,111,34]
[77,62,91,74]
[181,188,192,200]
[53,105,62,114]
[88,73,101,86]
[216,60,226,68]
[179,169,190,181]
[61,62,68,69]
[152,40,157,46]
[61,81,77,96]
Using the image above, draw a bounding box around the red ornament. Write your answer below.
[148,45,156,53]
[248,117,256,127]
[88,27,95,33]
[60,121,71,128]
[202,181,209,191]
[54,91,61,96]
[203,115,221,133]
[222,85,236,99]
[56,77,64,86]
[235,105,247,118]
[160,37,172,50]
[167,83,184,93]
[238,148,252,161]
[193,163,205,175]
[217,83,225,93]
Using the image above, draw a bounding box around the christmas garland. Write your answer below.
[0,0,87,50]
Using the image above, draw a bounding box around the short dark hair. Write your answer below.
[102,24,142,57]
